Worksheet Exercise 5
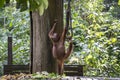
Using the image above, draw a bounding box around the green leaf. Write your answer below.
[111,38,117,43]
[38,4,44,16]
[118,0,120,5]
[35,0,42,6]
[9,22,13,27]
[87,54,92,59]
[0,0,5,8]
[42,0,48,9]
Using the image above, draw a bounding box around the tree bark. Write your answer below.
[31,0,63,73]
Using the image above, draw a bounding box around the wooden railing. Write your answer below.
[64,65,84,76]
[4,65,29,75]
[4,37,84,76]
[3,37,30,75]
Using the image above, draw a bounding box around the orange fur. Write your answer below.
[49,21,73,75]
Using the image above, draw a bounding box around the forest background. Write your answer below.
[0,0,120,77]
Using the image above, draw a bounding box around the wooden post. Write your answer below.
[30,11,33,73]
[8,36,12,65]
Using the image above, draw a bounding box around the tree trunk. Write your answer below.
[31,0,63,73]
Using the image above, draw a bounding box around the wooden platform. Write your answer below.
[4,65,30,75]
[4,37,84,76]
[64,65,84,76]
[4,65,84,76]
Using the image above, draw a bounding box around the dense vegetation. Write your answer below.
[0,0,48,15]
[0,0,120,77]
[68,0,120,77]
[0,6,30,76]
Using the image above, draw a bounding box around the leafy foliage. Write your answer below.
[118,0,120,5]
[66,0,120,77]
[0,0,48,15]
[0,5,30,76]
[0,72,64,80]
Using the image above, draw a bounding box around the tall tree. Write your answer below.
[31,0,63,73]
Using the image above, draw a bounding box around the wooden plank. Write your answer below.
[64,72,83,76]
[64,65,84,76]
[8,37,12,65]
[64,66,79,71]
[4,64,83,76]
[64,65,83,71]
[4,65,29,70]
[4,65,30,75]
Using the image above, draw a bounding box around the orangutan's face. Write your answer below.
[52,33,60,42]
